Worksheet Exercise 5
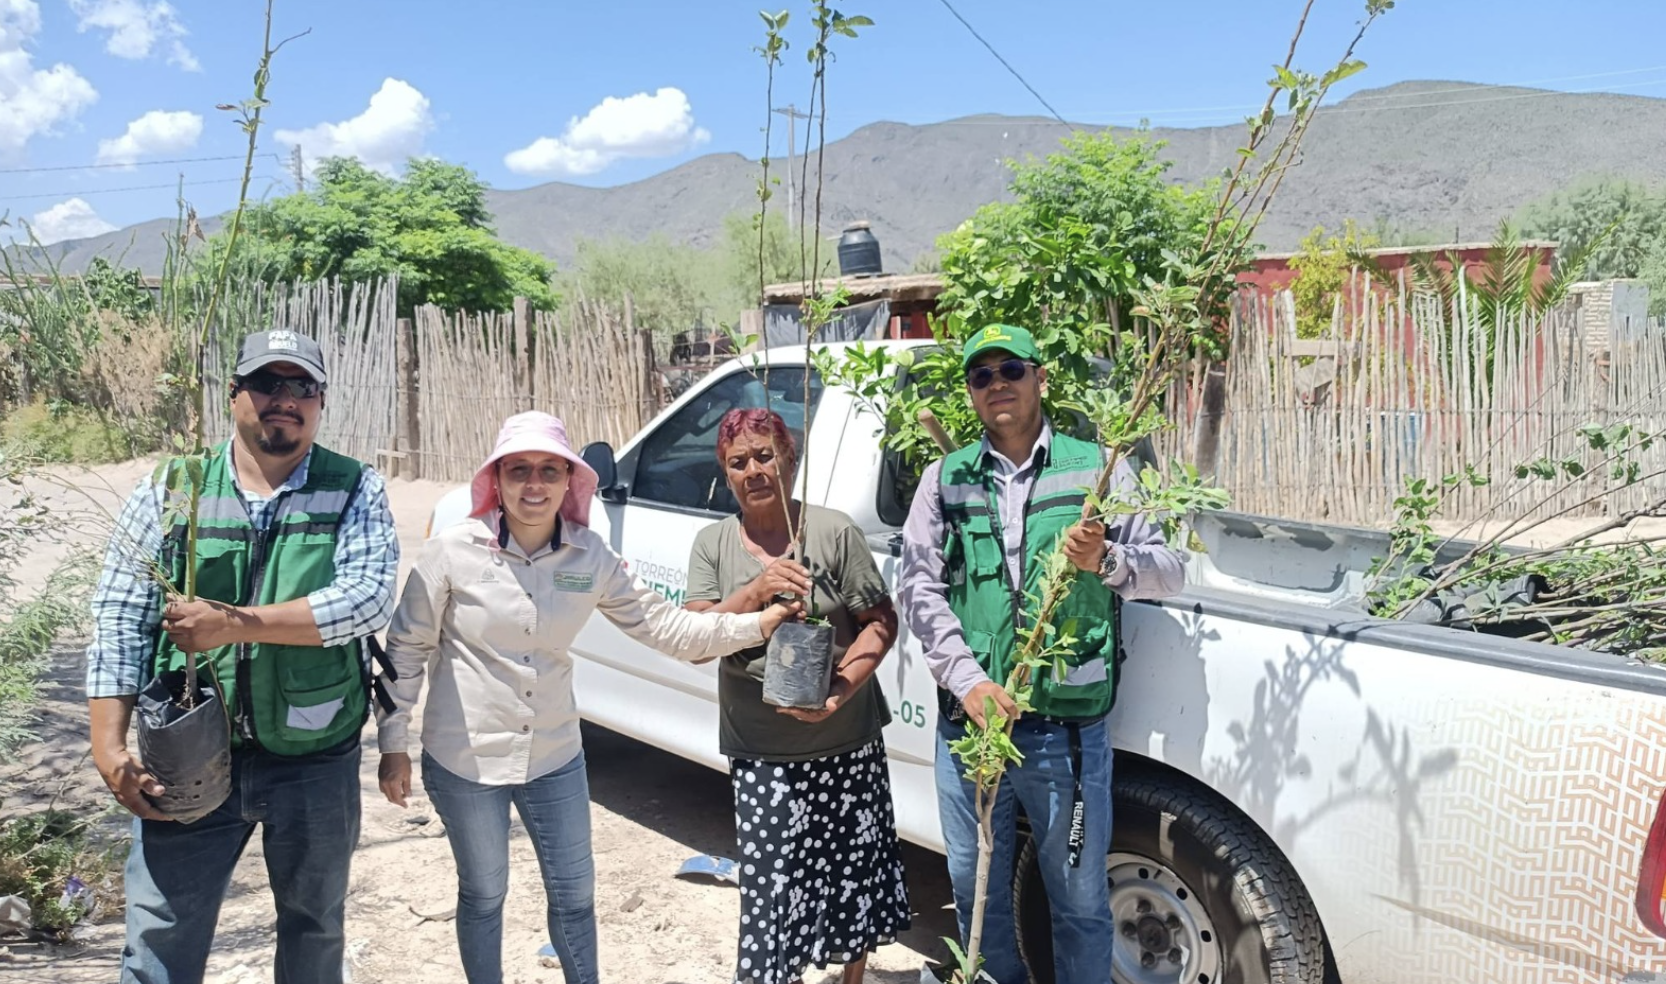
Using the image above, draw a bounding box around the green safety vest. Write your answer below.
[153,442,369,756]
[940,431,1118,722]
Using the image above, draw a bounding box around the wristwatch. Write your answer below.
[1098,543,1125,583]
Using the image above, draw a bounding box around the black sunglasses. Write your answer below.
[235,371,323,400]
[967,359,1035,391]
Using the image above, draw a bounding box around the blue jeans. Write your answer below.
[935,715,1113,984]
[422,750,598,984]
[121,734,361,984]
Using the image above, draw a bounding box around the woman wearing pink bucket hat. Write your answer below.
[375,411,799,984]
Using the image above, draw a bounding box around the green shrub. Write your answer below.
[0,810,126,940]
[0,399,161,464]
[0,555,94,760]
[0,560,114,938]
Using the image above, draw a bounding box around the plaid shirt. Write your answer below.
[85,447,400,699]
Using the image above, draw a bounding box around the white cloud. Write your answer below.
[69,0,198,71]
[504,87,711,177]
[0,0,98,158]
[26,197,117,244]
[95,108,201,165]
[274,79,434,177]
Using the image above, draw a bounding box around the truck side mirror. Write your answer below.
[581,441,627,503]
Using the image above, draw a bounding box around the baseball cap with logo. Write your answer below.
[234,329,328,383]
[960,323,1042,370]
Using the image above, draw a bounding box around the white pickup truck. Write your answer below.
[428,341,1666,984]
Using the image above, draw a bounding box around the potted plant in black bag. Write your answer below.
[756,292,846,711]
[738,6,867,712]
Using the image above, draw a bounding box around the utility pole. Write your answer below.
[289,145,305,193]
[771,104,809,228]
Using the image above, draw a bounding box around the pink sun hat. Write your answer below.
[469,411,600,529]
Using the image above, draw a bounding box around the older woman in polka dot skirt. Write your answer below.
[685,408,911,984]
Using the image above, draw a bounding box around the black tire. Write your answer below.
[1015,771,1326,984]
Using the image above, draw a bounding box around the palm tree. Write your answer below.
[1407,220,1614,379]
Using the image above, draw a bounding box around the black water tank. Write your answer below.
[837,221,882,277]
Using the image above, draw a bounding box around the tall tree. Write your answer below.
[722,210,799,308]
[561,233,724,338]
[938,129,1223,335]
[230,157,558,314]
[1519,176,1666,314]
[889,131,1225,461]
[559,210,802,342]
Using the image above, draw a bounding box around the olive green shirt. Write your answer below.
[687,505,892,761]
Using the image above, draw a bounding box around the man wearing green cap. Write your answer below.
[899,323,1184,983]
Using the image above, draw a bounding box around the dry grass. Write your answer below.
[0,313,181,464]
[79,312,182,434]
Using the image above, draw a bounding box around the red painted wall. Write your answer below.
[1238,242,1560,296]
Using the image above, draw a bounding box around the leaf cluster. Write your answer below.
[1287,220,1381,340]
[1518,176,1666,317]
[1371,420,1666,656]
[0,808,127,940]
[226,157,559,316]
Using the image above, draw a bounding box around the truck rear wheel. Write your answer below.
[1014,772,1326,984]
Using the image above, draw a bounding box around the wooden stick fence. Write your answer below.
[201,280,659,486]
[403,297,660,482]
[203,277,399,466]
[196,275,1666,526]
[1156,277,1666,526]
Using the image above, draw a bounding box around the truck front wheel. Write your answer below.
[1014,772,1326,984]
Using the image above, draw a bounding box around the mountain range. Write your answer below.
[14,81,1666,278]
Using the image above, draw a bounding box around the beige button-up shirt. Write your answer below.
[377,515,765,785]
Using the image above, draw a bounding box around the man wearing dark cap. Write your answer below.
[86,328,399,984]
[899,324,1185,983]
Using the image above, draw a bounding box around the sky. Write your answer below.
[4,0,1666,245]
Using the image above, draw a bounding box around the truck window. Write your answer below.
[875,361,950,528]
[632,365,824,514]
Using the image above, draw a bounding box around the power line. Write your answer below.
[0,153,283,176]
[933,0,1068,128]
[839,72,1666,130]
[1297,75,1666,117]
[3,176,248,203]
[1079,64,1666,123]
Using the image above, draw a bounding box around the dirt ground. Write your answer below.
[0,461,958,984]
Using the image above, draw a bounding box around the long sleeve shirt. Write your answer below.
[377,514,767,785]
[85,447,400,698]
[899,425,1186,702]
